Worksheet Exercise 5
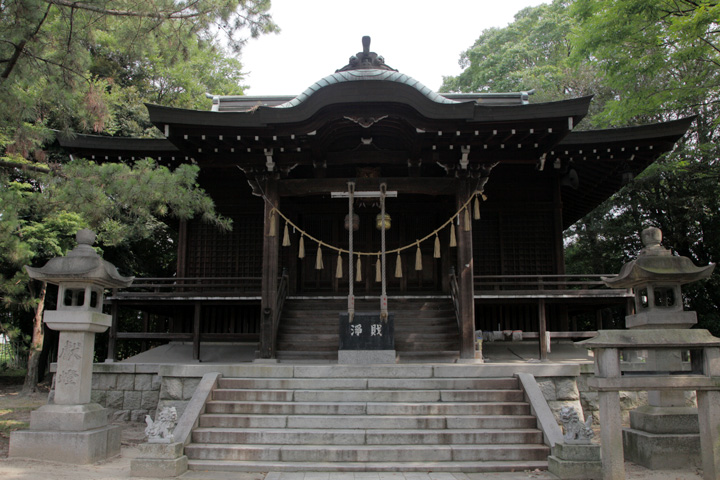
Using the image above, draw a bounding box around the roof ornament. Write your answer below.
[336,36,398,73]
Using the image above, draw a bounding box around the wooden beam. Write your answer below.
[107,300,118,362]
[260,179,280,358]
[279,177,460,197]
[456,180,476,359]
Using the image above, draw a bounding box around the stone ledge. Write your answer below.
[9,425,121,464]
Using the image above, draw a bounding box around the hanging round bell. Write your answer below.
[375,213,391,230]
[344,213,360,231]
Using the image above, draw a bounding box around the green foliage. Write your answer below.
[447,0,720,329]
[571,0,720,127]
[0,1,276,388]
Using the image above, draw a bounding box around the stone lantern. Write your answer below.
[10,229,133,464]
[580,227,720,480]
[603,227,713,329]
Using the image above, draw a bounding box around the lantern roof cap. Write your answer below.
[603,227,714,288]
[25,229,134,288]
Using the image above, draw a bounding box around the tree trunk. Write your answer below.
[22,281,47,394]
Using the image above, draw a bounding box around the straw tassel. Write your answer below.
[356,256,362,282]
[335,252,343,278]
[315,244,324,270]
[464,207,471,232]
[473,195,481,220]
[415,242,422,271]
[298,235,305,258]
[434,234,441,258]
[395,253,403,278]
[449,223,457,247]
[268,209,277,237]
[282,222,291,246]
[375,255,381,283]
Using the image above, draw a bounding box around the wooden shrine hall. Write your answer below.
[60,37,693,363]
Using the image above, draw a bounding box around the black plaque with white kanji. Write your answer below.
[339,312,394,350]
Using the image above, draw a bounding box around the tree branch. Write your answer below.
[0,158,65,176]
[0,4,52,80]
[44,0,210,20]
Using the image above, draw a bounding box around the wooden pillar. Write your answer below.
[538,299,548,361]
[176,220,188,278]
[456,181,475,359]
[106,298,118,362]
[260,178,280,359]
[192,303,201,361]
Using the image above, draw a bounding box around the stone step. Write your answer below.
[191,428,544,445]
[212,389,524,403]
[187,459,549,473]
[198,414,538,430]
[205,401,369,415]
[185,443,549,462]
[216,377,519,390]
[204,400,530,416]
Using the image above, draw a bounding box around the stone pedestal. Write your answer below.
[547,443,602,479]
[338,312,396,364]
[10,423,121,464]
[623,405,701,470]
[131,442,188,478]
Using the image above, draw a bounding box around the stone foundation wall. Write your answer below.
[51,361,689,428]
[535,364,655,425]
[155,376,202,419]
[54,364,163,423]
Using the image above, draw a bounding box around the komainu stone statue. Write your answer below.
[145,407,178,443]
[559,406,594,444]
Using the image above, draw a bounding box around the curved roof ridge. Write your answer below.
[275,69,460,109]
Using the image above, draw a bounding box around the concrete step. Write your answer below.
[191,428,544,445]
[198,414,538,430]
[187,459,549,473]
[185,443,549,462]
[205,400,531,416]
[211,389,524,403]
[216,377,519,390]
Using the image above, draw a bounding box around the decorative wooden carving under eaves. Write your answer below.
[344,115,389,128]
[336,36,398,72]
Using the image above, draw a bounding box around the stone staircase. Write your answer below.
[184,365,550,472]
[276,296,460,362]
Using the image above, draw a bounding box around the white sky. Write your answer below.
[240,0,547,96]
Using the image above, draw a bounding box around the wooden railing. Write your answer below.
[474,274,631,298]
[109,276,263,299]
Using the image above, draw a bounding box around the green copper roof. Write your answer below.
[276,69,460,109]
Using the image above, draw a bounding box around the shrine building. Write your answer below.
[59,37,693,363]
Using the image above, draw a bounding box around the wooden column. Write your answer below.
[538,299,548,361]
[456,181,476,359]
[260,178,280,359]
[192,303,201,361]
[176,220,188,278]
[106,298,118,362]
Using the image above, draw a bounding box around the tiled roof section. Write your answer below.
[275,69,459,108]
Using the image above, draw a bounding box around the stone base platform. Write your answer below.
[547,443,602,479]
[9,424,121,464]
[131,442,188,478]
[338,350,397,364]
[623,428,701,470]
